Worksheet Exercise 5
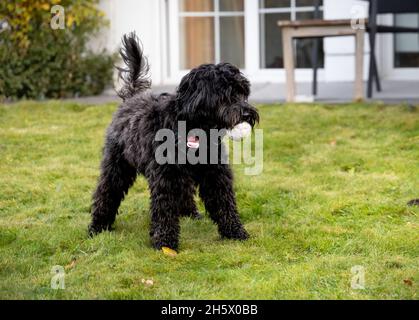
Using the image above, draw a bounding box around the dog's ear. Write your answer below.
[176,70,217,118]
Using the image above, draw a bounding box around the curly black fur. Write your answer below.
[89,32,259,250]
[117,32,151,100]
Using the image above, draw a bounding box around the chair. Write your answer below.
[363,0,419,98]
[311,0,321,97]
[308,0,419,99]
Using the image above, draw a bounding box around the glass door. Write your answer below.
[179,0,245,69]
[394,13,419,68]
[380,13,419,80]
[166,0,326,83]
[259,0,324,69]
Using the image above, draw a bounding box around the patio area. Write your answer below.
[247,80,419,104]
[70,80,419,105]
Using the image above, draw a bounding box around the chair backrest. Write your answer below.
[373,0,419,14]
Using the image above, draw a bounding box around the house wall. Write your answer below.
[324,0,369,81]
[97,0,164,85]
[96,0,416,85]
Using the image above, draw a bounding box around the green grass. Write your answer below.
[0,101,418,300]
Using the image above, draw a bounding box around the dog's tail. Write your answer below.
[117,32,151,100]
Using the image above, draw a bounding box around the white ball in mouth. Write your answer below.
[226,122,252,141]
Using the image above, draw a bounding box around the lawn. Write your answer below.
[0,101,418,300]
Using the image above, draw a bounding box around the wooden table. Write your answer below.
[278,19,365,102]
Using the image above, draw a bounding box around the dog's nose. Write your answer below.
[241,112,253,126]
[242,110,255,122]
[241,108,259,127]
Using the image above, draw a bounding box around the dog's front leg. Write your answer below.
[148,167,194,250]
[149,192,181,250]
[199,165,249,241]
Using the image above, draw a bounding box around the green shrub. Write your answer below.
[0,1,116,100]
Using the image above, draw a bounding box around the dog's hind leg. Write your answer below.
[198,165,249,241]
[180,184,202,220]
[183,207,203,220]
[88,147,137,236]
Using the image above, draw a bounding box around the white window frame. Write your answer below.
[166,0,325,84]
[380,14,419,81]
[178,1,245,66]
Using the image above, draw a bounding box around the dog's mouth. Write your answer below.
[187,136,199,149]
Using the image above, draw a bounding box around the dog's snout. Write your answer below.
[241,106,259,127]
[242,111,251,118]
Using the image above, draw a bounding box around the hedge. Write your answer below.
[0,0,115,100]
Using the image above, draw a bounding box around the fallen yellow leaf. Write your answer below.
[65,259,76,269]
[403,279,413,286]
[141,279,154,286]
[162,246,177,257]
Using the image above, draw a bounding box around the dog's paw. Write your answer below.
[221,227,249,241]
[232,229,250,241]
[87,224,101,237]
[150,234,179,251]
[407,199,419,206]
[87,223,113,237]
[152,242,179,251]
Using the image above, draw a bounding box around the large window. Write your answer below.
[179,0,245,69]
[259,0,324,69]
[168,0,419,82]
[394,14,419,68]
[170,0,327,79]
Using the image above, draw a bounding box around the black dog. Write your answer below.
[88,32,259,250]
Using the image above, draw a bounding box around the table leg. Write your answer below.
[354,29,365,102]
[282,28,295,102]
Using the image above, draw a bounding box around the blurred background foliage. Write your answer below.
[0,0,115,100]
